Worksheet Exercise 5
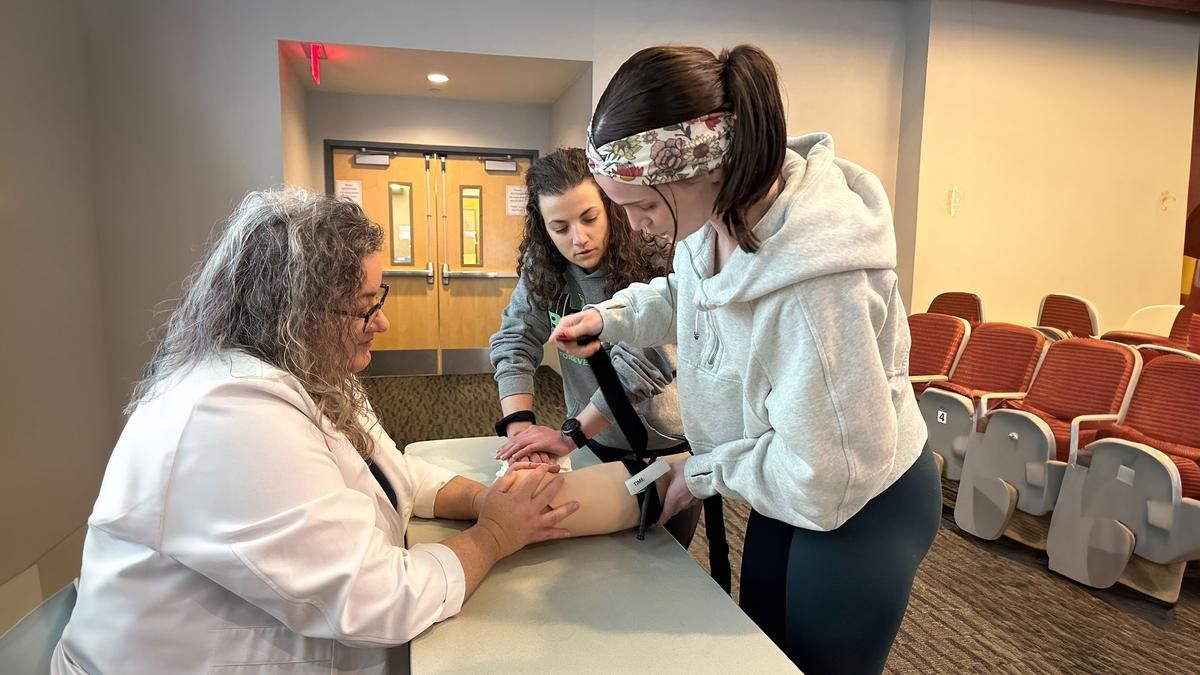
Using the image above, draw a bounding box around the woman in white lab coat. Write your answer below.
[50,189,583,674]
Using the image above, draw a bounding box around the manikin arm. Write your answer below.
[508,452,687,537]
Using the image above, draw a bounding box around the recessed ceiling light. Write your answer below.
[427,73,449,84]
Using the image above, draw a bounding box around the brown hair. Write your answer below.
[518,148,671,308]
[590,44,786,253]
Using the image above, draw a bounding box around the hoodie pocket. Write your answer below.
[677,364,744,454]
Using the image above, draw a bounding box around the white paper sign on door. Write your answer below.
[335,180,363,207]
[506,185,528,216]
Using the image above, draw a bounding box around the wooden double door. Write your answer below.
[329,145,532,375]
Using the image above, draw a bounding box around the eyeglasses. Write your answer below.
[335,283,389,333]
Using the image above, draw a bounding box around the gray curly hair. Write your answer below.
[129,188,384,458]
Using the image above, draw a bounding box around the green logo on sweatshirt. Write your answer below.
[550,292,588,366]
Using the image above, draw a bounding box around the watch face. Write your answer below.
[561,418,580,434]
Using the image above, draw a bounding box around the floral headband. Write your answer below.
[586,111,735,185]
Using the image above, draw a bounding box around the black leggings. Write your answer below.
[739,446,942,675]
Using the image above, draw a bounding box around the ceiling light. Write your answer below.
[427,73,449,84]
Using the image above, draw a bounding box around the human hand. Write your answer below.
[472,461,559,517]
[476,465,579,557]
[548,308,604,359]
[496,425,575,463]
[655,457,697,527]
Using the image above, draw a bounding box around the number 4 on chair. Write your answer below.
[936,410,948,425]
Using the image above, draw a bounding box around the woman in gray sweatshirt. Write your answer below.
[552,46,942,674]
[488,147,701,546]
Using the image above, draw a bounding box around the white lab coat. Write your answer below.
[51,352,466,674]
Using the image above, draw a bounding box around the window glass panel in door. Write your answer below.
[389,182,414,265]
[460,186,482,267]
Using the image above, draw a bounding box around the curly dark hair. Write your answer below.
[518,147,671,309]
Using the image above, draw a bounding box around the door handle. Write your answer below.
[442,270,519,281]
[424,155,434,285]
[440,156,449,286]
[381,263,434,283]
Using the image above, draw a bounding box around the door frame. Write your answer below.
[322,139,539,195]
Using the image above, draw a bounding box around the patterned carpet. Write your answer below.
[362,368,567,450]
[689,500,1200,674]
[368,370,1200,674]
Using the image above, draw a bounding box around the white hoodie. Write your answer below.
[593,133,926,531]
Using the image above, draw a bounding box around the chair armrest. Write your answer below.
[1068,414,1120,465]
[1138,344,1198,360]
[1103,330,1174,347]
[977,392,1026,419]
[909,374,949,384]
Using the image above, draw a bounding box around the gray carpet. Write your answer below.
[367,370,1199,674]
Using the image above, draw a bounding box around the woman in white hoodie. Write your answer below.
[551,45,942,674]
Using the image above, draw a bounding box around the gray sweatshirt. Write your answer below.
[489,263,685,452]
[593,133,927,531]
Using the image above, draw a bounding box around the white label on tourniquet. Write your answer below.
[625,458,670,496]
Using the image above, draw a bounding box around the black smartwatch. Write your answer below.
[495,410,536,437]
[560,417,588,448]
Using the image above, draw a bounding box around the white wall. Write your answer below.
[550,67,593,151]
[589,0,908,200]
[0,0,114,590]
[910,0,1199,331]
[280,45,313,190]
[305,92,552,188]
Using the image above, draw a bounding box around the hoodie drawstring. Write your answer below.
[682,238,705,341]
[678,234,722,366]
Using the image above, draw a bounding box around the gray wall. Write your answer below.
[550,67,593,151]
[892,0,933,308]
[0,0,114,584]
[82,0,594,423]
[280,45,314,189]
